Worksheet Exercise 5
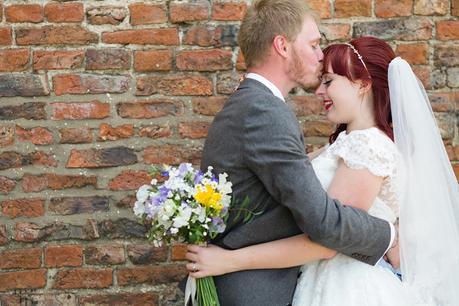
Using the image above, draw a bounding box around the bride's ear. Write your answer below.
[358,80,372,95]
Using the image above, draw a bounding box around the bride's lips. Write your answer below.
[323,100,333,111]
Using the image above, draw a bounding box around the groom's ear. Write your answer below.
[273,35,289,58]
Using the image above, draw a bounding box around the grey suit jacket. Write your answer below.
[192,78,391,306]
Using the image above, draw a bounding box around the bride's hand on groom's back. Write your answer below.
[185,244,238,278]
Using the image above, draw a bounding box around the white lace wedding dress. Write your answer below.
[292,127,426,306]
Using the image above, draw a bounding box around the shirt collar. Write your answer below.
[245,73,285,102]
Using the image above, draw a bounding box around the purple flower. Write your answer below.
[210,217,226,233]
[194,170,204,185]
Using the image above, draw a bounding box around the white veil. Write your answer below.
[388,57,459,305]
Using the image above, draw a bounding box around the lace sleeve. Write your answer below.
[329,129,397,178]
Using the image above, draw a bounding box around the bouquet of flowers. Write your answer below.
[133,163,232,306]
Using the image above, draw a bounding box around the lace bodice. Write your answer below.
[311,127,400,224]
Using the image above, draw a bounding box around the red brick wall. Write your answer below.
[0,1,457,305]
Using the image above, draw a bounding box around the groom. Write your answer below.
[195,0,396,305]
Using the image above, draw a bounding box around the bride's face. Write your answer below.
[315,67,365,125]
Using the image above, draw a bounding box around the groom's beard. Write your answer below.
[288,47,322,90]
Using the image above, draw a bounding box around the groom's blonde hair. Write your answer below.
[238,0,317,68]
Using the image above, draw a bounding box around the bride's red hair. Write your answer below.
[323,36,396,144]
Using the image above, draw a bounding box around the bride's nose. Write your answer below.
[315,83,325,96]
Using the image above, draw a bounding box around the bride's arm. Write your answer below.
[186,235,336,278]
[186,159,385,278]
[307,145,327,160]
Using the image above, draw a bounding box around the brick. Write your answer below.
[0,151,57,170]
[0,28,12,45]
[412,65,431,89]
[431,69,447,89]
[97,218,147,239]
[16,126,53,145]
[85,48,130,70]
[85,245,125,265]
[116,265,187,286]
[45,245,83,268]
[59,127,93,144]
[0,225,8,245]
[178,122,210,139]
[447,68,459,88]
[414,0,448,15]
[108,170,151,191]
[0,269,46,291]
[16,26,98,45]
[320,23,351,41]
[53,268,112,289]
[236,51,246,70]
[80,293,159,306]
[429,92,458,112]
[1,198,45,218]
[171,243,187,261]
[303,120,335,137]
[170,1,209,23]
[22,173,97,193]
[217,72,244,94]
[376,0,412,17]
[454,164,459,181]
[129,3,167,25]
[354,18,433,41]
[136,75,212,96]
[192,96,227,116]
[0,125,15,147]
[396,43,428,65]
[6,4,43,23]
[212,2,247,21]
[436,113,455,139]
[86,6,127,25]
[308,0,331,19]
[0,248,41,269]
[434,44,459,67]
[335,0,371,17]
[3,294,77,305]
[0,49,29,72]
[102,28,179,45]
[143,145,201,165]
[52,74,130,96]
[134,50,172,72]
[14,220,99,242]
[0,176,16,194]
[453,0,459,16]
[51,101,109,120]
[138,125,172,138]
[184,25,222,47]
[33,50,84,70]
[117,195,136,209]
[0,75,49,97]
[436,20,459,40]
[0,102,46,120]
[117,99,183,119]
[66,147,137,168]
[98,123,134,141]
[45,2,84,23]
[127,244,168,264]
[290,95,325,116]
[446,143,459,160]
[177,49,232,71]
[49,196,109,215]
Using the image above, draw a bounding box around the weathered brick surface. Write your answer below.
[0,0,456,302]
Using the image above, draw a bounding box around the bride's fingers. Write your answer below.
[189,270,207,278]
[187,244,201,253]
[186,262,198,272]
[185,252,198,262]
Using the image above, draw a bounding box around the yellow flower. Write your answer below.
[194,184,223,211]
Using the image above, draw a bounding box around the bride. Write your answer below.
[185,37,459,305]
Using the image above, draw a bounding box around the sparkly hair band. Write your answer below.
[344,43,371,77]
